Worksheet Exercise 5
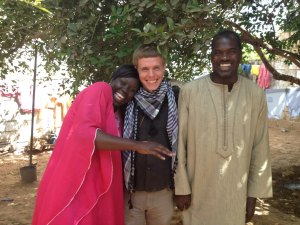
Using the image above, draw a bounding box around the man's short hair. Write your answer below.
[132,43,166,67]
[211,30,242,50]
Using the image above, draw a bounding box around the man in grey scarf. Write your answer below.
[123,44,178,225]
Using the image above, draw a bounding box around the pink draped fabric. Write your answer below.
[32,82,124,225]
[258,64,270,89]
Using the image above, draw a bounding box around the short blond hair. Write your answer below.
[132,43,166,67]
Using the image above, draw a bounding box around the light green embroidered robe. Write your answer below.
[175,75,273,225]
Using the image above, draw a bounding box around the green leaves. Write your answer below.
[1,0,299,88]
[166,17,174,30]
[67,23,78,36]
[143,23,156,33]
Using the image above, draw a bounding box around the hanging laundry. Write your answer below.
[265,89,286,119]
[241,64,252,75]
[257,64,271,89]
[286,87,300,118]
[250,65,260,77]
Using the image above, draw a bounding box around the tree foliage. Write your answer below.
[1,0,299,88]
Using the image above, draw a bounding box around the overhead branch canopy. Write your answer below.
[1,0,299,87]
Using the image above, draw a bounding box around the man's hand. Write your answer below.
[134,141,174,160]
[246,197,257,223]
[174,194,191,211]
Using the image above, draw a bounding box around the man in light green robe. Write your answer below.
[174,30,272,225]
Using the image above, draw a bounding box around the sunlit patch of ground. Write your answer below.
[0,120,300,225]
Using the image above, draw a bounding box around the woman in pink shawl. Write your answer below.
[32,65,172,225]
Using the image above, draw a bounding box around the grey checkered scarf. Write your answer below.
[122,79,178,191]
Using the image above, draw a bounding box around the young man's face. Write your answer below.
[136,56,166,93]
[211,36,242,83]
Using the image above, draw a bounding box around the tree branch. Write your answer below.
[90,15,101,44]
[254,45,300,85]
[224,20,300,67]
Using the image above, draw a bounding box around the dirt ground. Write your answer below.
[0,119,300,225]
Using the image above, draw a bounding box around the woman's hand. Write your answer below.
[133,141,174,160]
[95,130,174,160]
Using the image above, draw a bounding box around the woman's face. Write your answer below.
[110,77,139,108]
